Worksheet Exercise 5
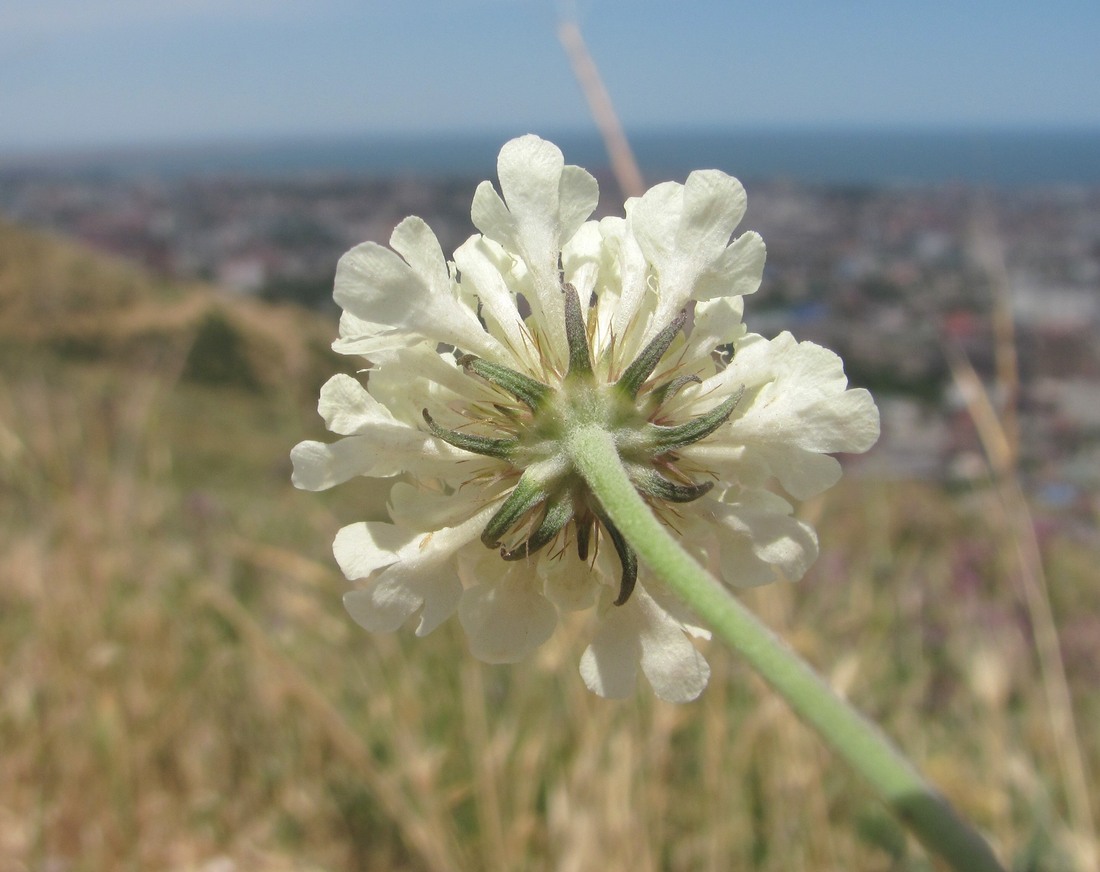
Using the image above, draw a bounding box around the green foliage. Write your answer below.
[182,309,262,390]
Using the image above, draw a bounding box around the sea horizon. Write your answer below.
[2,125,1099,188]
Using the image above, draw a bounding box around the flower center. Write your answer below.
[423,284,741,605]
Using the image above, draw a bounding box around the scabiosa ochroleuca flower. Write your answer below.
[291,135,879,702]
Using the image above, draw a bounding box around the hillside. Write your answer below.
[0,221,1096,872]
[0,218,342,393]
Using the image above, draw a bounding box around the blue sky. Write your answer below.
[2,0,1099,153]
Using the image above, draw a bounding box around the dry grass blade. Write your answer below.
[557,17,645,200]
[946,211,1099,870]
[195,583,467,872]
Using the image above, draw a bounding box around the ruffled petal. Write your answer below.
[458,557,557,663]
[630,170,753,343]
[453,235,538,373]
[337,501,502,636]
[470,135,599,369]
[687,441,843,501]
[718,334,880,453]
[317,373,394,435]
[679,295,746,373]
[344,568,463,637]
[388,478,513,532]
[334,217,505,361]
[578,606,639,699]
[596,213,655,371]
[698,489,820,588]
[364,342,513,430]
[673,331,879,497]
[693,231,766,302]
[580,585,710,702]
[538,549,603,612]
[290,414,466,491]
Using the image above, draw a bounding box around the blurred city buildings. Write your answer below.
[2,167,1098,504]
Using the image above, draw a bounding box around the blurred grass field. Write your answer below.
[1,221,1097,871]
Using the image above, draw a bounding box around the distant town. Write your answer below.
[1,166,1098,503]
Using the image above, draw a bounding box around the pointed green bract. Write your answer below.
[422,409,519,459]
[628,465,714,503]
[649,373,702,409]
[480,469,553,548]
[501,489,575,560]
[643,385,745,454]
[575,514,594,561]
[615,310,687,399]
[460,354,551,411]
[562,283,593,378]
[592,508,638,606]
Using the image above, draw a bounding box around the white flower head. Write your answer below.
[292,135,879,703]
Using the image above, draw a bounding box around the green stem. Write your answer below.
[567,424,1005,872]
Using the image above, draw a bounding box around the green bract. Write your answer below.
[426,283,741,606]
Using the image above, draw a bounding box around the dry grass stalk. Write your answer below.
[557,18,645,200]
[946,209,1098,870]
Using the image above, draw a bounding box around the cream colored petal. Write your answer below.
[580,584,710,702]
[679,296,746,369]
[630,170,751,341]
[334,218,503,360]
[470,136,599,369]
[331,520,409,579]
[557,164,601,241]
[458,560,557,664]
[699,490,820,588]
[344,568,463,637]
[578,604,639,699]
[338,501,502,636]
[686,441,842,500]
[603,212,657,370]
[332,329,419,359]
[722,333,881,454]
[538,549,602,612]
[693,231,766,302]
[453,236,537,372]
[290,419,465,491]
[388,479,511,532]
[675,332,880,496]
[366,343,509,429]
[317,373,395,436]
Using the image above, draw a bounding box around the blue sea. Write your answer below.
[4,127,1099,187]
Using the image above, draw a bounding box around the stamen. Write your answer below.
[615,310,687,399]
[459,354,551,411]
[562,283,593,378]
[422,409,519,459]
[642,385,745,454]
[501,490,574,560]
[481,471,552,548]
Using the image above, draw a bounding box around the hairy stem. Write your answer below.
[567,424,1005,872]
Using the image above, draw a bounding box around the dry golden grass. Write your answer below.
[1,226,1097,871]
